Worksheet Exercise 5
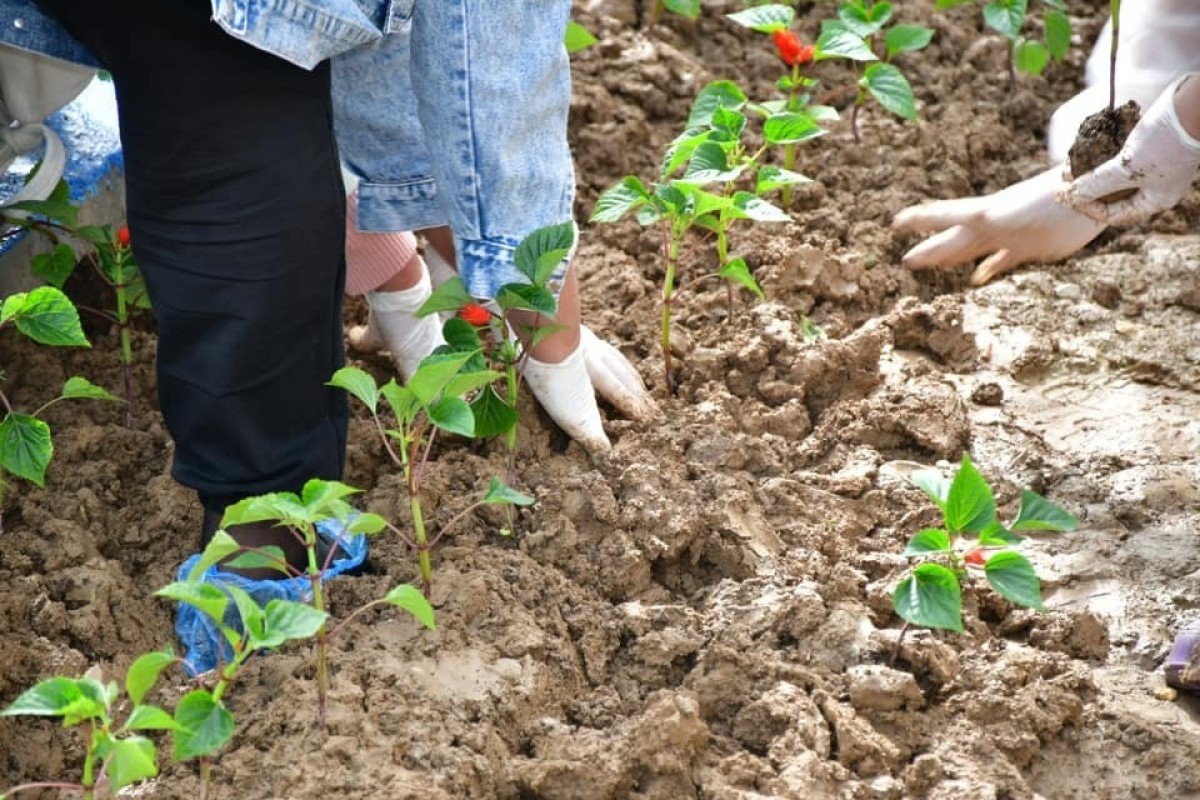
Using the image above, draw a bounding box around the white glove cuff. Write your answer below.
[1165,73,1200,154]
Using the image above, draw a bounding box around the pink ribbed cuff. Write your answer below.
[344,191,419,296]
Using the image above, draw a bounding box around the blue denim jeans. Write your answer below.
[2,0,576,298]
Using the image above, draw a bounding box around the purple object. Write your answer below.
[1165,624,1200,691]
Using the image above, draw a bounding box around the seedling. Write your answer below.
[730,3,934,144]
[0,650,180,799]
[933,0,1071,91]
[0,286,118,533]
[1067,1,1139,180]
[592,81,795,390]
[565,20,598,53]
[891,453,1077,647]
[417,222,570,502]
[331,348,533,593]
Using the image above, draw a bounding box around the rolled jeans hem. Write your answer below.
[355,177,447,233]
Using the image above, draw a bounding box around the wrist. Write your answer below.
[1170,73,1200,146]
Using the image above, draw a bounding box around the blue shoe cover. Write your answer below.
[175,517,368,675]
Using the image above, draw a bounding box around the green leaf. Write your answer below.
[984,550,1043,610]
[815,28,879,62]
[7,286,89,347]
[30,243,78,288]
[416,276,473,318]
[911,469,951,507]
[885,24,934,58]
[863,62,917,120]
[381,379,419,425]
[470,386,520,439]
[443,368,504,400]
[226,584,265,644]
[483,476,535,506]
[2,677,84,717]
[8,197,78,227]
[221,492,307,528]
[726,4,795,32]
[944,453,996,533]
[590,176,651,223]
[661,130,712,179]
[718,258,764,300]
[1013,37,1050,75]
[838,1,893,37]
[763,112,825,145]
[0,414,52,486]
[262,600,328,645]
[756,166,813,194]
[106,736,158,790]
[439,317,484,353]
[125,704,181,731]
[711,106,747,139]
[983,0,1027,41]
[60,376,119,402]
[688,81,748,128]
[978,520,1023,546]
[1044,10,1070,61]
[224,547,290,576]
[564,20,597,53]
[892,563,963,631]
[428,396,474,438]
[383,584,437,630]
[662,0,700,20]
[408,351,476,407]
[497,284,557,316]
[172,690,234,761]
[1011,490,1077,532]
[301,479,361,514]
[730,192,790,223]
[902,528,952,556]
[125,649,175,706]
[346,512,388,535]
[328,367,379,414]
[155,583,229,627]
[514,222,575,287]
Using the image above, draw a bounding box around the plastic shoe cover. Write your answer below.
[174,517,368,676]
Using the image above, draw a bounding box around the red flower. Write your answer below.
[772,30,814,67]
[963,548,987,567]
[459,303,491,326]
[116,225,131,248]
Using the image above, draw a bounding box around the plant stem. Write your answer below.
[410,493,432,596]
[504,356,519,533]
[1109,0,1121,112]
[715,219,734,322]
[114,278,135,424]
[889,621,911,667]
[200,758,212,800]
[850,89,866,144]
[1007,41,1017,94]
[303,524,329,731]
[81,724,96,800]
[661,227,682,394]
[781,63,801,209]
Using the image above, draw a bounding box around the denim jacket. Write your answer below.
[1,0,575,298]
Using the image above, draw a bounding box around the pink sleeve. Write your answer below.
[344,191,418,296]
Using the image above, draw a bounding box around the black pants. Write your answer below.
[37,0,349,514]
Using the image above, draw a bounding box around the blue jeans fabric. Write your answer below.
[2,0,577,298]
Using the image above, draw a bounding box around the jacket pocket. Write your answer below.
[384,0,415,32]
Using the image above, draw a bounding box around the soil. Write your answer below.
[5,2,1200,798]
[1067,100,1141,179]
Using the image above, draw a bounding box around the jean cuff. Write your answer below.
[355,177,448,233]
[457,231,571,301]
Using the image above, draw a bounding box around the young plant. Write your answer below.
[0,651,179,799]
[892,453,1078,639]
[417,222,571,496]
[592,81,794,390]
[565,19,598,53]
[331,351,532,593]
[647,0,701,28]
[730,2,934,144]
[0,286,118,533]
[934,0,1071,91]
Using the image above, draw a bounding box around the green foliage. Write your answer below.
[892,453,1077,632]
[564,20,598,53]
[934,0,1071,79]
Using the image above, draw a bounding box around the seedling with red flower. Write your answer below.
[730,3,934,143]
[892,453,1077,643]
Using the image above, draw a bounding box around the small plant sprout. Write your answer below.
[330,353,533,593]
[934,0,1071,92]
[731,3,934,144]
[648,0,701,28]
[565,19,598,54]
[0,286,118,533]
[160,479,433,736]
[0,650,180,799]
[417,222,571,507]
[592,81,794,391]
[891,453,1078,646]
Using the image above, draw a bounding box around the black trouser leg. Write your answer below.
[36,0,349,516]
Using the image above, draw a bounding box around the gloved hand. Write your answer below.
[892,167,1106,285]
[1059,74,1200,226]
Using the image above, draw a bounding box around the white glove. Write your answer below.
[892,167,1105,285]
[1059,74,1200,226]
[579,326,657,423]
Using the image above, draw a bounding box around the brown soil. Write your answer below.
[5,2,1200,799]
[1067,100,1141,179]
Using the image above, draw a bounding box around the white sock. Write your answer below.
[522,344,611,453]
[363,267,445,381]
